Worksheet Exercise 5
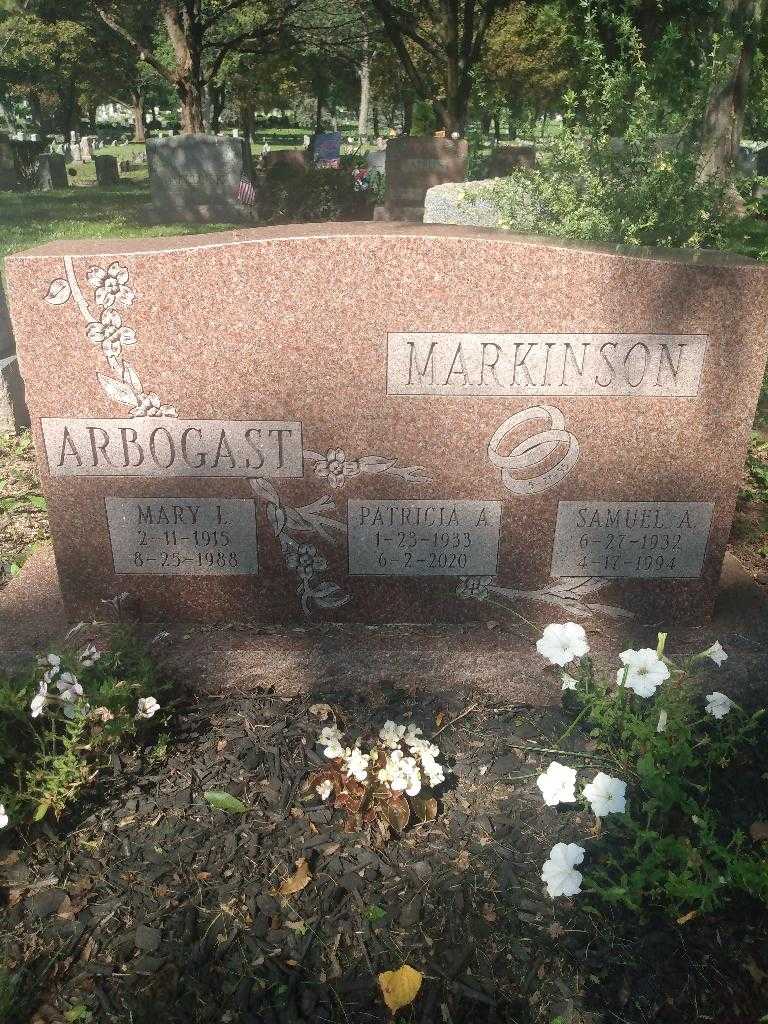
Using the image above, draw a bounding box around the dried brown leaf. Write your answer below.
[278,858,312,897]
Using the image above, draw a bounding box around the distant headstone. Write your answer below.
[0,282,29,432]
[36,153,69,191]
[374,136,468,222]
[0,133,17,190]
[232,128,239,138]
[262,149,308,174]
[486,145,535,176]
[79,136,93,162]
[312,131,342,167]
[146,134,256,223]
[94,154,120,185]
[5,225,768,623]
[70,131,82,163]
[366,149,386,174]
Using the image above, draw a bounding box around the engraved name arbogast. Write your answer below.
[42,418,303,478]
[387,333,708,397]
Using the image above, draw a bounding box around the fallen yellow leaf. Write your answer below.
[676,909,698,925]
[278,857,312,897]
[378,964,423,1014]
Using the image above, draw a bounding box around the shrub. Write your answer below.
[535,624,768,917]
[0,630,169,828]
[258,163,375,224]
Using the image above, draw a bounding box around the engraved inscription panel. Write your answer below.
[550,501,714,579]
[106,497,259,575]
[43,419,303,478]
[387,333,708,397]
[347,499,501,576]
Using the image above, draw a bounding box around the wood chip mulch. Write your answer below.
[1,687,766,1024]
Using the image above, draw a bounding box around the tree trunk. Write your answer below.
[372,104,380,136]
[160,0,205,134]
[314,90,324,132]
[87,104,98,132]
[131,91,146,143]
[210,83,225,134]
[238,101,254,143]
[358,54,371,139]
[492,110,501,141]
[402,94,413,134]
[698,0,762,183]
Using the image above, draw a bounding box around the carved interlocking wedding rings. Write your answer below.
[487,405,580,495]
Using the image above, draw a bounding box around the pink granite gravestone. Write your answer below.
[5,223,768,625]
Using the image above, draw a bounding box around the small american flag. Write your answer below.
[235,174,256,206]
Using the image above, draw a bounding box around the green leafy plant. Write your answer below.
[536,624,767,918]
[257,163,374,224]
[0,630,170,827]
[479,8,731,248]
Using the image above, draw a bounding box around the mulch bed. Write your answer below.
[2,684,767,1024]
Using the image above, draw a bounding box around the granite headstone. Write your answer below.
[312,132,342,167]
[5,224,768,625]
[36,153,69,191]
[94,154,120,185]
[145,134,256,223]
[375,136,468,222]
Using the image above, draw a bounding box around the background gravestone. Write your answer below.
[94,154,120,185]
[36,153,68,190]
[486,145,536,176]
[375,136,468,222]
[146,134,256,223]
[312,131,342,167]
[5,224,768,625]
[0,133,17,190]
[0,282,29,432]
[262,149,307,173]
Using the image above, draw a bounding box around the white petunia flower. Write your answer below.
[705,691,735,719]
[37,653,61,671]
[30,681,48,718]
[541,842,586,898]
[344,747,371,783]
[136,696,160,719]
[55,672,83,701]
[79,644,101,667]
[536,761,577,806]
[702,641,727,667]
[0,805,7,829]
[536,623,589,667]
[316,780,333,801]
[561,673,578,691]
[617,648,669,698]
[379,720,406,749]
[657,710,668,733]
[582,771,626,817]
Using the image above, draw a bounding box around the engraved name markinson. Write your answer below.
[42,419,303,478]
[387,333,708,397]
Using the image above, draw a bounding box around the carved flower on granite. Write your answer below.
[456,576,494,600]
[314,448,361,489]
[87,262,135,309]
[286,542,328,580]
[129,393,177,418]
[86,309,137,360]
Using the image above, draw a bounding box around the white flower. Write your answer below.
[30,681,48,718]
[55,672,83,701]
[86,261,135,309]
[37,653,61,671]
[316,780,333,801]
[79,644,101,667]
[420,754,444,788]
[702,641,727,667]
[541,843,585,898]
[0,805,7,829]
[536,623,589,667]
[705,691,735,719]
[90,706,114,723]
[582,771,626,817]
[657,710,668,733]
[378,750,422,796]
[319,724,345,759]
[343,747,371,783]
[451,131,460,139]
[379,720,406,749]
[617,648,669,697]
[561,673,578,691]
[536,761,577,806]
[136,696,160,719]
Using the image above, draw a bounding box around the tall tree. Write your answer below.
[92,0,304,133]
[698,0,763,182]
[367,0,508,134]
